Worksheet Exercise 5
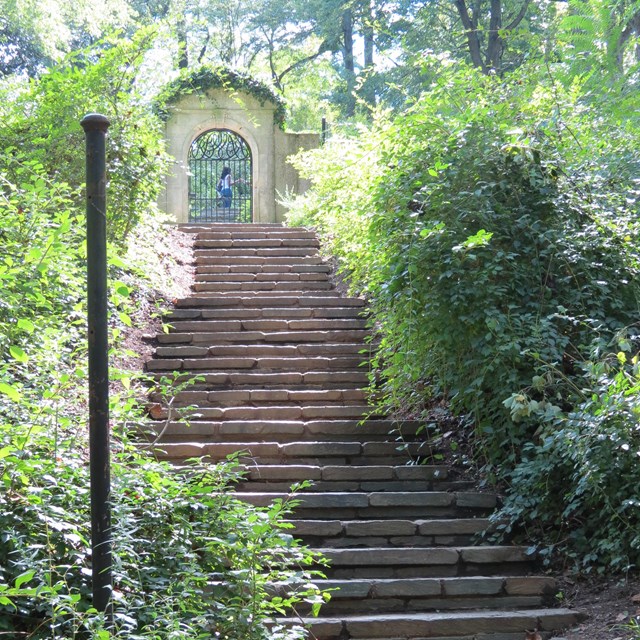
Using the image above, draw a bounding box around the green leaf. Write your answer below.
[17,318,35,334]
[113,281,132,297]
[0,446,15,460]
[0,382,21,402]
[14,570,36,589]
[9,346,29,363]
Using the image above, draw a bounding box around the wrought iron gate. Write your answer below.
[188,129,252,223]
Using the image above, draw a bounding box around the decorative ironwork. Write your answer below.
[188,129,252,223]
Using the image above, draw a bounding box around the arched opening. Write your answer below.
[187,129,253,223]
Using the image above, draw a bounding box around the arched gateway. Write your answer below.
[188,129,253,223]
[157,68,319,224]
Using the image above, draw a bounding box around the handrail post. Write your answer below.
[80,113,113,628]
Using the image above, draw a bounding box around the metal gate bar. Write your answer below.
[188,129,252,223]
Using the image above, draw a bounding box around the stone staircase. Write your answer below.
[144,223,583,639]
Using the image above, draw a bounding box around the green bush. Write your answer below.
[497,347,640,573]
[0,28,169,245]
[286,59,640,569]
[0,412,325,639]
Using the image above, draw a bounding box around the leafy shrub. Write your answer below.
[286,58,640,569]
[497,346,640,573]
[1,409,325,639]
[0,28,169,245]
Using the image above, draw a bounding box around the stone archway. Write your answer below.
[157,69,320,224]
[188,128,253,223]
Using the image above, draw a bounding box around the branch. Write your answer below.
[504,0,531,31]
[617,10,640,67]
[197,31,211,65]
[275,40,333,87]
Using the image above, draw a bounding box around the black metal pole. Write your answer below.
[80,113,113,626]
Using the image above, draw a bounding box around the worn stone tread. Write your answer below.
[146,223,582,638]
[275,609,584,638]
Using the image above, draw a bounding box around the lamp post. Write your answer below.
[80,113,113,627]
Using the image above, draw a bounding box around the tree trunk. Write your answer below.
[453,0,530,74]
[361,0,376,107]
[176,16,189,69]
[485,0,503,72]
[342,7,356,116]
[452,0,487,72]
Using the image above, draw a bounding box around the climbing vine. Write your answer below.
[155,65,287,129]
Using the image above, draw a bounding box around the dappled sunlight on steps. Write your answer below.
[143,222,584,640]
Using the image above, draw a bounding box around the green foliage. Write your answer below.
[155,65,287,129]
[0,28,169,244]
[0,0,134,76]
[0,154,86,416]
[496,345,640,573]
[0,29,327,638]
[0,402,326,639]
[0,154,325,640]
[286,56,640,570]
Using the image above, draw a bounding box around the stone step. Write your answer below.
[245,464,447,483]
[221,491,498,521]
[195,255,326,266]
[154,343,369,358]
[274,609,584,639]
[194,247,318,258]
[288,518,490,546]
[194,228,318,246]
[178,223,294,233]
[191,289,343,299]
[150,388,368,406]
[165,307,366,321]
[157,404,382,422]
[317,546,533,580]
[194,236,320,249]
[235,479,475,495]
[158,330,371,345]
[143,419,429,443]
[196,264,331,275]
[192,280,334,292]
[283,575,556,614]
[165,318,368,333]
[195,230,318,241]
[194,271,330,282]
[150,370,370,389]
[146,355,368,373]
[175,295,366,309]
[152,441,433,462]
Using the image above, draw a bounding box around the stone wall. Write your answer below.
[159,87,319,223]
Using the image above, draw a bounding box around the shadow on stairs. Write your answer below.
[144,222,586,640]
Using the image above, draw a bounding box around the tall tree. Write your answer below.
[0,0,133,76]
[452,0,532,72]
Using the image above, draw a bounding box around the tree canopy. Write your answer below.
[1,1,640,637]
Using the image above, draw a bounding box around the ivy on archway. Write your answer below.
[155,65,287,129]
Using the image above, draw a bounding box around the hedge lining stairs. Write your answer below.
[145,223,584,640]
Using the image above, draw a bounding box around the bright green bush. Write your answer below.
[0,34,326,637]
[0,28,169,245]
[0,423,324,639]
[498,347,640,573]
[286,59,640,570]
